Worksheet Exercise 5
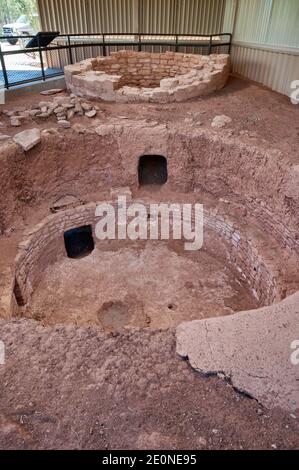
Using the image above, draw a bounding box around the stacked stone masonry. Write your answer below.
[65,50,230,103]
[12,202,279,319]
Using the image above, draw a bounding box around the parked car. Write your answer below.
[3,15,36,45]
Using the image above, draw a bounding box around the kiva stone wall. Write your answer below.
[12,201,280,319]
[65,51,230,103]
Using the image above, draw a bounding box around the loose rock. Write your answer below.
[85,110,97,118]
[40,88,63,96]
[57,120,71,128]
[211,115,232,128]
[10,117,21,127]
[13,128,41,151]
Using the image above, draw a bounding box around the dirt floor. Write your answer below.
[28,241,257,328]
[3,75,299,157]
[0,320,299,450]
[0,76,299,449]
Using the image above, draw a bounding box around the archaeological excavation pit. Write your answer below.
[1,79,299,450]
[2,0,299,451]
[1,120,298,335]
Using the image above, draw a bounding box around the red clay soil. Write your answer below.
[0,76,299,450]
[0,321,299,450]
[3,75,299,157]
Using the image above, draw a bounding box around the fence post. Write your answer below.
[102,34,107,56]
[67,35,73,64]
[0,44,9,89]
[37,35,46,81]
[208,35,212,55]
[228,34,232,54]
[138,34,142,52]
[175,34,179,52]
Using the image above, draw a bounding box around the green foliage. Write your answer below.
[0,0,38,29]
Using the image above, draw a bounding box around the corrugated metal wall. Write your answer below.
[140,0,226,34]
[231,44,299,97]
[38,0,89,33]
[230,0,299,97]
[233,0,299,48]
[38,0,136,33]
[37,0,226,34]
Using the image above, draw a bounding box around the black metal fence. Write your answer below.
[0,32,232,89]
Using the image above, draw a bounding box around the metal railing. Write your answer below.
[0,32,232,89]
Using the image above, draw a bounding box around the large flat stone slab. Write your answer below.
[13,128,41,151]
[176,292,299,412]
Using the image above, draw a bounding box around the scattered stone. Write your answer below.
[36,113,49,119]
[0,133,10,141]
[56,114,67,121]
[41,128,58,136]
[72,123,86,134]
[13,106,26,113]
[29,109,40,116]
[54,106,64,115]
[10,117,21,127]
[85,109,97,118]
[74,102,83,115]
[62,102,75,110]
[13,128,41,151]
[57,120,71,129]
[81,102,93,112]
[3,110,14,117]
[95,124,115,136]
[39,101,49,109]
[211,114,232,128]
[15,114,29,121]
[67,109,75,120]
[40,88,63,96]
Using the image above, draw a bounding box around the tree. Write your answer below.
[0,0,38,29]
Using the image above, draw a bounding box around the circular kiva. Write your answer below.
[65,50,230,103]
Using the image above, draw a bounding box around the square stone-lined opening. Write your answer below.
[64,225,94,259]
[138,155,168,185]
